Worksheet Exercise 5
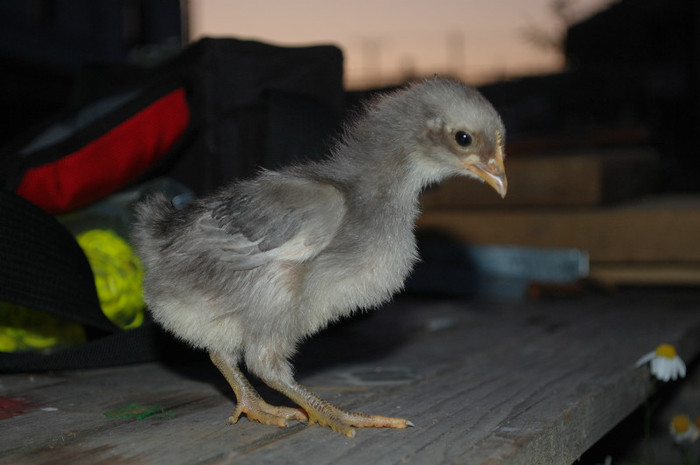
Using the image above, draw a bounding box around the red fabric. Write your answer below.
[15,88,190,214]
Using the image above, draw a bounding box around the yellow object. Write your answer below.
[77,229,145,329]
[0,302,86,353]
[669,413,700,444]
[654,343,677,359]
[0,230,145,353]
[671,414,691,434]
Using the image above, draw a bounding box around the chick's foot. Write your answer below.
[227,392,308,428]
[268,379,413,438]
[210,352,307,427]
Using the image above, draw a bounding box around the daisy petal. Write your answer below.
[635,351,655,367]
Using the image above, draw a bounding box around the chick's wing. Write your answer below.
[199,173,346,270]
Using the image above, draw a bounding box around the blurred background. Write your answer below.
[1,0,699,294]
[1,0,697,185]
[189,0,614,89]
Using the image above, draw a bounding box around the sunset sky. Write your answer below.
[189,0,615,89]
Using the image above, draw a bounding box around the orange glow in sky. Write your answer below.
[189,0,614,89]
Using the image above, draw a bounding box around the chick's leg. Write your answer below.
[265,378,412,438]
[209,352,307,427]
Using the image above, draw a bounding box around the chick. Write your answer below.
[132,78,507,437]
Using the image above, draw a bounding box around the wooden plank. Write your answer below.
[590,263,700,285]
[417,195,700,263]
[419,147,659,208]
[1,292,699,465]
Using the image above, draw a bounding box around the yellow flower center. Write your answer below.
[672,414,691,434]
[655,344,677,359]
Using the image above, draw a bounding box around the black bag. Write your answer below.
[0,38,345,371]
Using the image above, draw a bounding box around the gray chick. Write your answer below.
[132,78,507,437]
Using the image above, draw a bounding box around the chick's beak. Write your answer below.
[466,142,507,198]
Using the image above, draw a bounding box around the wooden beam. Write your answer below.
[2,293,700,464]
[590,263,700,286]
[419,147,659,208]
[417,195,700,263]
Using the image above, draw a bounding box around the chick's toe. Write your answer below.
[266,378,412,438]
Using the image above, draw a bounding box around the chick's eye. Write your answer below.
[455,131,472,147]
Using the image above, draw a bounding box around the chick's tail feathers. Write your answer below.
[131,192,179,258]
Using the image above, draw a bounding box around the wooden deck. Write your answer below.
[2,290,699,464]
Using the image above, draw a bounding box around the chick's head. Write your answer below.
[402,79,508,197]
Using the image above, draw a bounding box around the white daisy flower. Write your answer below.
[635,344,686,381]
[669,414,699,444]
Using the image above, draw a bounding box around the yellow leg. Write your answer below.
[265,378,413,438]
[209,352,307,427]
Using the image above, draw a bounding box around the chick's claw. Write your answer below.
[228,400,307,428]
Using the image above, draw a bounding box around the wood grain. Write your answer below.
[1,291,699,464]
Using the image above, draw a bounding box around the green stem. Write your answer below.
[674,444,692,465]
